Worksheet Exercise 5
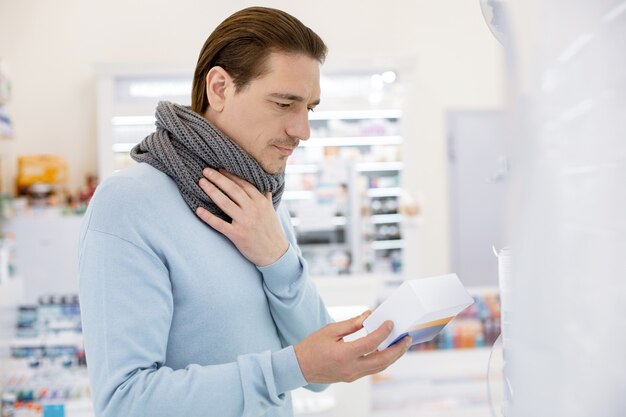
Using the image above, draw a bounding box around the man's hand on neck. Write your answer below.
[195,167,289,266]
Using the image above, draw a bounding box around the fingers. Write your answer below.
[328,310,372,338]
[294,316,411,385]
[198,176,242,220]
[201,168,251,208]
[348,320,394,356]
[219,169,263,201]
[356,336,412,377]
[195,206,232,235]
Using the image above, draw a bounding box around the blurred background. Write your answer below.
[0,0,624,416]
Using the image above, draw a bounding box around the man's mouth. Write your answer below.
[274,144,296,156]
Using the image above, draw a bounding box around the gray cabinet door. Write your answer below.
[448,110,507,286]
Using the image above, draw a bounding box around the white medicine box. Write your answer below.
[363,273,474,351]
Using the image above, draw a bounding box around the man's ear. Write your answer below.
[205,66,231,112]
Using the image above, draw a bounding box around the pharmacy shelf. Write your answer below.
[356,162,404,172]
[300,243,351,252]
[291,216,347,227]
[285,164,320,174]
[367,187,403,198]
[371,239,404,250]
[282,190,316,201]
[370,214,403,224]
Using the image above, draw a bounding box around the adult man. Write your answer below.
[79,7,410,417]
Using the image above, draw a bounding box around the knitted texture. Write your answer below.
[130,101,285,221]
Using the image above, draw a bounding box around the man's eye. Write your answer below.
[275,102,291,109]
[307,107,315,113]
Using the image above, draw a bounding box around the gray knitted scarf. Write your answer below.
[130,101,285,221]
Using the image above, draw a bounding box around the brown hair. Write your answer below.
[191,7,327,114]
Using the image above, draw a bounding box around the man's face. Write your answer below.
[208,52,321,174]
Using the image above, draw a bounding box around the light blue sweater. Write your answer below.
[78,163,332,417]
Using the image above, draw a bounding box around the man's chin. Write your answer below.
[261,161,287,175]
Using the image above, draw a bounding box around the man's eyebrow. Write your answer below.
[269,93,321,106]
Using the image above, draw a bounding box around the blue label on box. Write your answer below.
[389,323,448,347]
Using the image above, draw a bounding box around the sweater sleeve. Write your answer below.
[256,206,334,392]
[79,203,306,417]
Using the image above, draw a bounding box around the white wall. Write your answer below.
[0,0,504,277]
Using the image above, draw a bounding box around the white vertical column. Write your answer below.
[506,1,626,416]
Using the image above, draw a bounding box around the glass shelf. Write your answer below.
[369,214,403,224]
[366,187,403,198]
[371,239,405,250]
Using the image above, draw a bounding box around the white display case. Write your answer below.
[284,106,404,275]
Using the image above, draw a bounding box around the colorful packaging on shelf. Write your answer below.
[363,273,474,351]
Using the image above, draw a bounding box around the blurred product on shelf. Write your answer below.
[64,174,98,215]
[399,191,421,218]
[0,193,13,221]
[1,294,89,417]
[0,59,12,138]
[9,156,97,216]
[77,175,97,206]
[0,192,16,285]
[0,59,11,105]
[0,232,16,285]
[16,156,68,200]
[0,106,12,138]
[11,295,83,361]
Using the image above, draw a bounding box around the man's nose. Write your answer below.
[286,108,311,141]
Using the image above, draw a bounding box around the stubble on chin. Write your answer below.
[258,146,289,175]
[259,157,287,175]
